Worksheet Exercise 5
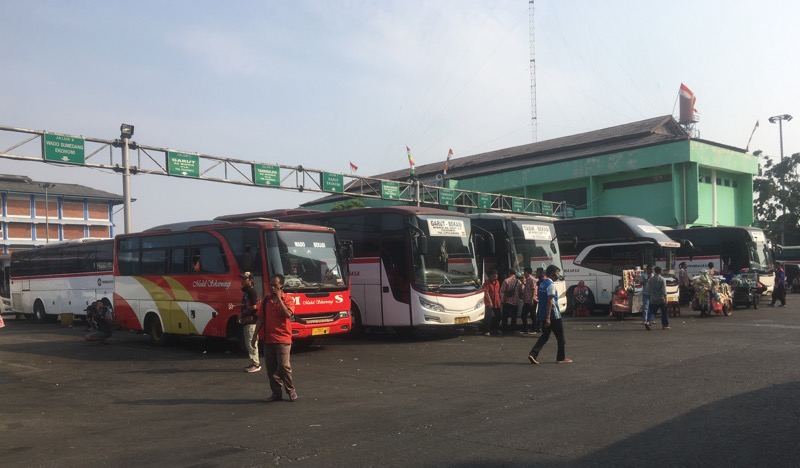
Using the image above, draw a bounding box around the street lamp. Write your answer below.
[768,114,793,245]
[38,183,56,243]
[120,123,134,234]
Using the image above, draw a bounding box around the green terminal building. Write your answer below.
[304,115,758,228]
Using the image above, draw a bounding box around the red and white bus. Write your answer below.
[9,238,115,322]
[218,207,485,332]
[113,219,352,345]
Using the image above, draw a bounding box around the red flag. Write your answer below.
[443,148,453,176]
[406,146,416,175]
[745,120,759,152]
[349,161,358,172]
[679,83,697,123]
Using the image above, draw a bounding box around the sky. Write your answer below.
[1,0,798,232]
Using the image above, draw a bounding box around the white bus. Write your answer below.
[9,239,114,322]
[555,216,681,314]
[1,254,11,316]
[665,226,776,294]
[218,207,485,332]
[470,213,567,311]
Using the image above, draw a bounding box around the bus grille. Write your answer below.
[296,312,340,325]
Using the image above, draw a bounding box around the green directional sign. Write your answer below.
[478,193,492,210]
[253,164,281,186]
[43,134,85,165]
[512,197,524,213]
[439,188,456,206]
[167,151,200,178]
[542,202,554,216]
[321,172,344,193]
[381,181,400,200]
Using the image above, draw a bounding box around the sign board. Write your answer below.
[381,181,400,200]
[511,197,524,213]
[478,193,492,210]
[542,202,553,216]
[43,134,85,165]
[427,218,466,237]
[253,164,280,186]
[167,151,200,177]
[439,188,456,206]
[321,172,344,193]
[521,224,553,241]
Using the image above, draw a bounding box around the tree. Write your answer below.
[331,199,366,211]
[753,150,800,245]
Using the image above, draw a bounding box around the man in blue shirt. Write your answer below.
[770,262,787,307]
[528,265,572,364]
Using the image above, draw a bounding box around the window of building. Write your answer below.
[542,187,587,209]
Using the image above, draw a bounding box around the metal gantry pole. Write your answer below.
[119,124,135,234]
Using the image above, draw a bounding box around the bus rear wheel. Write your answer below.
[33,300,50,323]
[148,316,173,346]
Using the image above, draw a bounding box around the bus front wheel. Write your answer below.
[33,300,50,323]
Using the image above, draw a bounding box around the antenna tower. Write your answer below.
[529,0,537,142]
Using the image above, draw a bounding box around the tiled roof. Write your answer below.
[0,174,124,203]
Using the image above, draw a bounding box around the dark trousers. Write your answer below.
[529,318,566,361]
[520,303,534,332]
[501,303,518,333]
[265,343,295,396]
[485,307,501,332]
[679,285,692,306]
[771,285,786,306]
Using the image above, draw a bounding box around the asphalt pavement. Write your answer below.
[1,296,799,467]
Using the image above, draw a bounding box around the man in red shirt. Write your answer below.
[251,274,298,402]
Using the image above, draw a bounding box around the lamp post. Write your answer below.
[38,183,56,243]
[769,114,793,245]
[120,123,134,234]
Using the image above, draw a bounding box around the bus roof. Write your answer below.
[217,206,472,223]
[125,219,336,237]
[556,215,679,247]
[470,213,555,223]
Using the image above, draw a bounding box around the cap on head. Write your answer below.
[241,271,254,280]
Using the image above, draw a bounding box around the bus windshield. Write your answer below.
[509,221,561,272]
[750,234,774,272]
[265,230,347,291]
[414,216,480,292]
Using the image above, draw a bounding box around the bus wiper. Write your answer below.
[439,275,452,287]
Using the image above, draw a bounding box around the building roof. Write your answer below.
[0,174,124,204]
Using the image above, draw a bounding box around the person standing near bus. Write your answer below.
[639,265,653,324]
[252,274,298,402]
[528,265,572,364]
[533,267,545,333]
[240,272,261,373]
[519,267,537,335]
[678,262,691,306]
[499,269,522,335]
[770,262,787,307]
[482,270,501,336]
[645,266,669,330]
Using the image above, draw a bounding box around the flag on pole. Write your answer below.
[443,148,453,176]
[679,83,697,123]
[745,120,759,153]
[349,161,358,173]
[406,146,416,175]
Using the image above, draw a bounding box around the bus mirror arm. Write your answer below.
[407,223,428,255]
[338,240,354,261]
[680,239,695,261]
[471,224,495,254]
[552,235,577,250]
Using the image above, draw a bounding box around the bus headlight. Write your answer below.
[338,311,349,318]
[475,299,485,310]
[419,297,444,312]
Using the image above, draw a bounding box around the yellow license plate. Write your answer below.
[312,327,330,336]
[454,317,469,325]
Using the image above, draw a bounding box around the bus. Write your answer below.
[9,239,114,322]
[664,226,775,294]
[554,216,681,314]
[776,246,800,289]
[113,219,352,345]
[469,213,567,311]
[218,207,485,332]
[1,254,13,316]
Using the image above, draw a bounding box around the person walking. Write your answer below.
[533,267,545,332]
[528,265,572,364]
[770,262,787,307]
[678,262,692,306]
[519,267,537,335]
[645,266,669,330]
[482,270,502,336]
[252,274,298,402]
[499,269,522,335]
[239,272,261,373]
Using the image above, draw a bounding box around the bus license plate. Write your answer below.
[454,317,468,325]
[312,327,330,336]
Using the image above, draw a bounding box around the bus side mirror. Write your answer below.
[416,235,428,255]
[338,241,354,261]
[681,239,694,261]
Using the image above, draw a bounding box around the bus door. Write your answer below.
[348,257,383,326]
[380,238,411,327]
